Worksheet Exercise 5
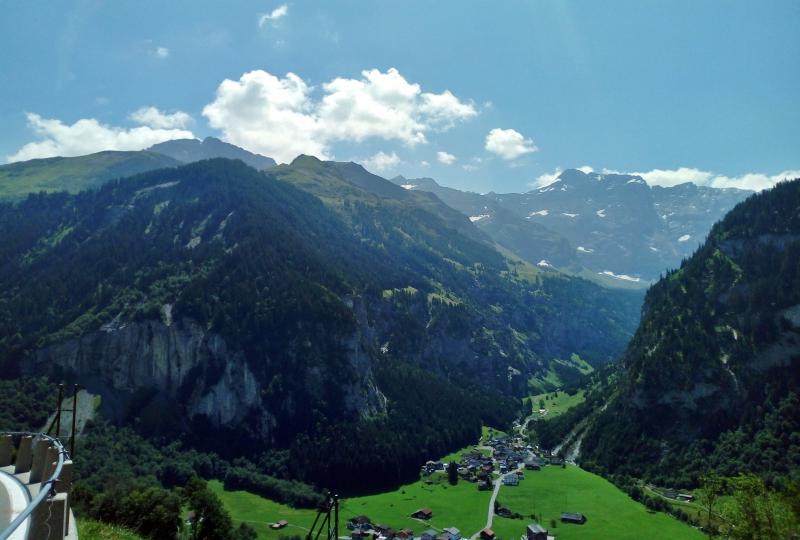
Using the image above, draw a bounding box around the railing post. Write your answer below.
[14,436,34,474]
[0,434,12,467]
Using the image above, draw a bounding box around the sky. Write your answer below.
[1,1,798,193]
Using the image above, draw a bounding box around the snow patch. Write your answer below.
[469,214,490,222]
[678,234,691,242]
[596,209,607,218]
[400,184,417,190]
[577,246,594,253]
[528,209,549,217]
[537,260,554,268]
[599,270,640,283]
[627,178,645,184]
[562,212,579,218]
[649,246,659,252]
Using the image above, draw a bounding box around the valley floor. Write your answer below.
[210,441,703,540]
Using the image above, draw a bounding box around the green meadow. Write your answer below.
[211,441,703,540]
[526,389,586,421]
[490,466,704,540]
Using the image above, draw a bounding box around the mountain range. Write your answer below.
[0,155,640,488]
[393,170,752,284]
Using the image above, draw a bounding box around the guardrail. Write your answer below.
[0,432,70,540]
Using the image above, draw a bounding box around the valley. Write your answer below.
[209,428,704,540]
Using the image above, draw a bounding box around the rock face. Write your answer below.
[27,315,385,439]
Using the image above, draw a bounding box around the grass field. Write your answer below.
[490,466,704,540]
[211,469,492,540]
[526,389,586,421]
[209,480,319,540]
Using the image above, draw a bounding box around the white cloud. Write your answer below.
[485,128,538,160]
[202,68,477,163]
[532,167,563,188]
[362,151,400,172]
[7,112,194,162]
[130,106,193,129]
[258,4,288,28]
[462,164,478,172]
[155,46,169,58]
[437,151,456,165]
[628,167,800,191]
[203,70,325,163]
[420,160,430,167]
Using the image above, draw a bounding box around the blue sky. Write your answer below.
[1,1,798,192]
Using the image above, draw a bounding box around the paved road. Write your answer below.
[470,476,502,540]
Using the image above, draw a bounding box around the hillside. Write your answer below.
[0,158,640,489]
[0,151,180,200]
[576,178,800,486]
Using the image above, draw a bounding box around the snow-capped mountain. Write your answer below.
[395,169,752,283]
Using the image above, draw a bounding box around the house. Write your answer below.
[525,523,548,540]
[412,508,433,520]
[442,527,461,540]
[421,530,438,540]
[503,473,519,486]
[515,471,525,479]
[395,528,414,539]
[676,493,695,502]
[271,520,289,530]
[525,461,540,471]
[560,512,586,524]
[480,528,495,540]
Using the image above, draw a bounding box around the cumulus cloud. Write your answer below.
[362,151,400,172]
[155,46,169,58]
[202,68,477,163]
[258,5,288,28]
[7,112,194,163]
[437,151,456,165]
[627,167,800,191]
[532,167,563,188]
[130,106,192,129]
[485,128,538,160]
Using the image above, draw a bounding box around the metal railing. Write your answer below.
[0,432,68,540]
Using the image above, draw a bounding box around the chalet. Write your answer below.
[515,471,525,479]
[421,530,438,540]
[524,460,540,471]
[271,520,289,530]
[502,473,519,486]
[560,512,586,524]
[480,528,495,540]
[395,529,414,540]
[412,507,433,520]
[443,527,461,540]
[526,523,548,540]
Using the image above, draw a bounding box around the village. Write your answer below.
[338,433,584,540]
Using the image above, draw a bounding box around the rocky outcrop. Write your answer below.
[27,317,266,429]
